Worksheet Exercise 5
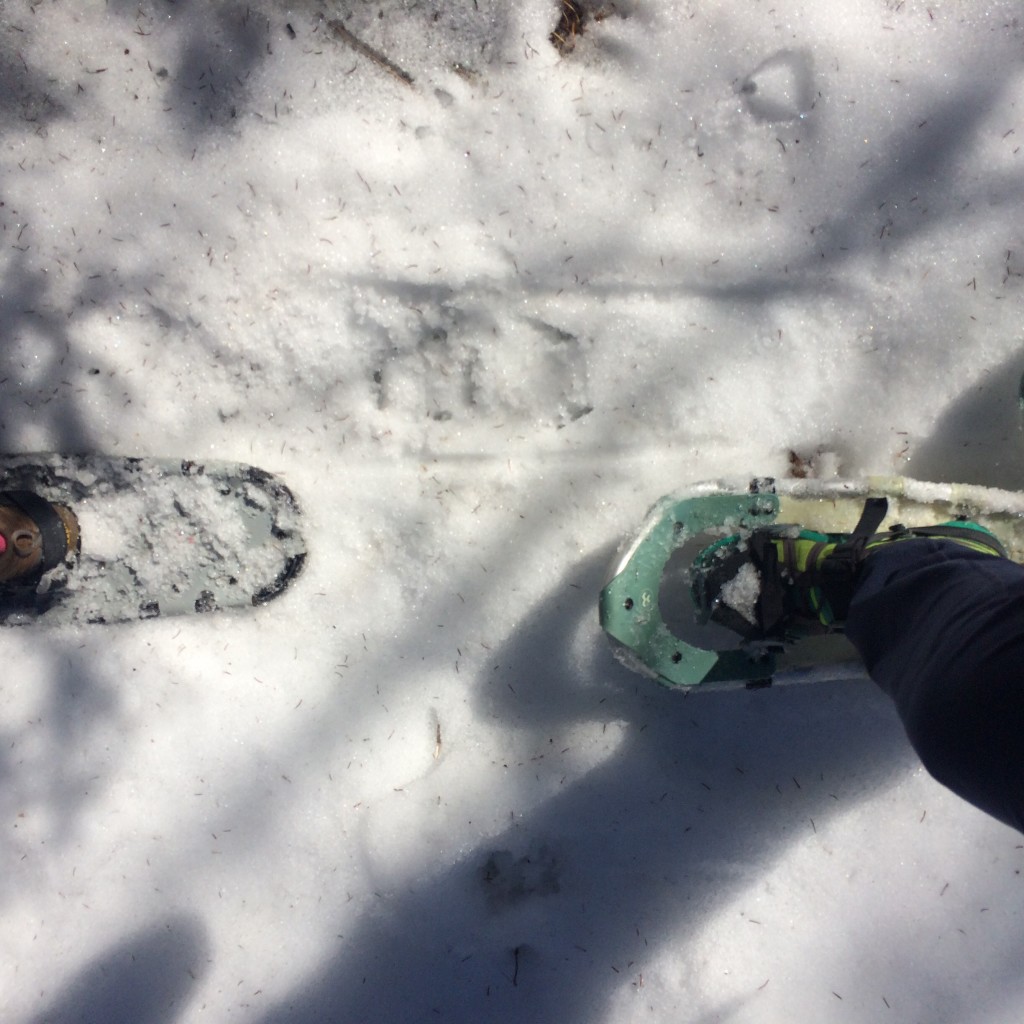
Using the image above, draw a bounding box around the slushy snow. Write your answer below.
[2,2,1024,1023]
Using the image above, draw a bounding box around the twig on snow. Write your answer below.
[327,19,415,87]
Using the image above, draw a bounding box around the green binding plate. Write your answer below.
[599,487,780,687]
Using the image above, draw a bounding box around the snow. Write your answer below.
[2,1,1024,1021]
[720,559,761,627]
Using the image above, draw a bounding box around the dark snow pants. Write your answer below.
[845,538,1024,832]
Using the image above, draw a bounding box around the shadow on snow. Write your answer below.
[251,548,911,1023]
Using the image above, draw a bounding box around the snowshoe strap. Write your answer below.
[851,496,889,537]
[903,523,1008,558]
[749,531,787,637]
[0,490,70,572]
[817,497,889,619]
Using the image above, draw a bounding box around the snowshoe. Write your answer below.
[599,477,1024,690]
[0,454,306,626]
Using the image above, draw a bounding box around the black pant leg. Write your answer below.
[845,538,1024,832]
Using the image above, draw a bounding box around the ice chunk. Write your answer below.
[719,560,761,626]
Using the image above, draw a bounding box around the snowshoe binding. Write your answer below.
[690,496,1007,642]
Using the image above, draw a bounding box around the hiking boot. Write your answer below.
[0,491,80,584]
[690,497,1007,641]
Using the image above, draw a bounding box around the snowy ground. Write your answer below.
[2,1,1024,1021]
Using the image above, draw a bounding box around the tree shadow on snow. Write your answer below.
[106,0,516,137]
[27,913,209,1024]
[253,548,913,1024]
[907,347,1024,491]
[0,636,138,914]
[0,261,108,454]
[102,0,273,133]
